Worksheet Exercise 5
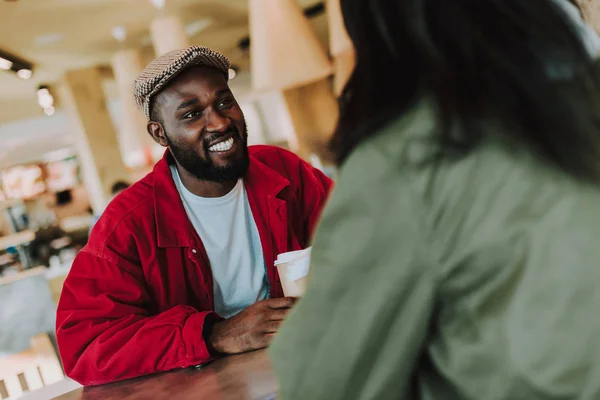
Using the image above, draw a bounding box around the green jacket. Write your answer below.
[269,100,600,399]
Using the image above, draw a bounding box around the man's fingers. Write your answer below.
[264,297,297,309]
[264,332,281,344]
[262,320,283,334]
[266,308,291,321]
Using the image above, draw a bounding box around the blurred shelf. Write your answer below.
[0,229,35,250]
[59,214,92,233]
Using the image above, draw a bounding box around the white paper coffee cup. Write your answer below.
[275,248,311,297]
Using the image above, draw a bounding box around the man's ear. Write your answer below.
[147,121,168,147]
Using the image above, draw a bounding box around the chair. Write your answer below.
[0,334,64,399]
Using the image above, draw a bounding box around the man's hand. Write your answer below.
[208,297,296,355]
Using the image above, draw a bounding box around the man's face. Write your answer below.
[149,66,249,182]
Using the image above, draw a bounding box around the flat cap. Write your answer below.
[133,46,230,119]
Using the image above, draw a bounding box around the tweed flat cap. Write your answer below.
[133,46,230,119]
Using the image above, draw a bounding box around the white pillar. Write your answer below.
[111,49,156,168]
[59,68,130,213]
[150,15,190,56]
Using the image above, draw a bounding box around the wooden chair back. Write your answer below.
[0,334,64,399]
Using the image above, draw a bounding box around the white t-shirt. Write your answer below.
[170,165,268,318]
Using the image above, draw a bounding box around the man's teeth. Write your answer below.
[209,137,234,152]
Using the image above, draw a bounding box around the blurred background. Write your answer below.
[0,0,354,397]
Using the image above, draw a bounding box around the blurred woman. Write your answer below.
[270,0,600,399]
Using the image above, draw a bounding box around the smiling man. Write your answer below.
[56,46,332,386]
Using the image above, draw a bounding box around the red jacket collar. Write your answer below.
[153,150,290,248]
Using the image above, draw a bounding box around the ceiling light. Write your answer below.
[0,57,12,70]
[38,92,54,109]
[17,68,32,79]
[39,94,54,109]
[111,26,127,43]
[149,0,165,9]
[0,50,34,78]
[37,85,55,112]
[228,68,237,80]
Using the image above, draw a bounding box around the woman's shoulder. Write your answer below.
[336,97,600,247]
[341,100,431,170]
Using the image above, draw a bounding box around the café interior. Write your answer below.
[6,0,600,399]
[0,0,350,398]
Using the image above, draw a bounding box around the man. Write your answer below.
[56,46,332,386]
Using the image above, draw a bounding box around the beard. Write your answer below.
[166,123,250,183]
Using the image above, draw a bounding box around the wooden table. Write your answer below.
[53,350,278,400]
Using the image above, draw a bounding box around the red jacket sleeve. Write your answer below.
[56,250,218,386]
[296,159,334,239]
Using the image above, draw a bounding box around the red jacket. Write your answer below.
[56,146,332,386]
